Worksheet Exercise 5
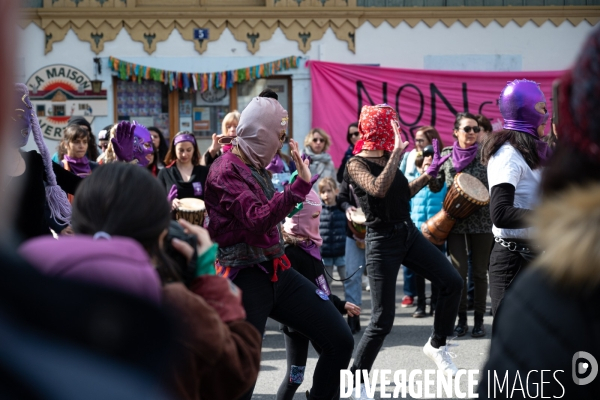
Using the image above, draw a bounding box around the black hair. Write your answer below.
[346,122,359,146]
[71,163,179,283]
[475,114,493,133]
[540,144,600,197]
[148,126,168,164]
[259,88,279,100]
[481,129,542,170]
[454,112,479,130]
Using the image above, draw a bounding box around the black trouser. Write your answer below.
[488,240,535,316]
[414,244,445,308]
[447,233,494,316]
[276,326,321,400]
[234,263,354,400]
[351,221,463,376]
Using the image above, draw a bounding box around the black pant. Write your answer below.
[235,263,354,400]
[351,221,463,375]
[414,244,444,308]
[488,241,534,316]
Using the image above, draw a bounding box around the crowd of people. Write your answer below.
[5,4,600,396]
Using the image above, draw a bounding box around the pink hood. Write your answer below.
[19,236,162,304]
[283,189,323,246]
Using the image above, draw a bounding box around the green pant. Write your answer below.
[447,233,494,316]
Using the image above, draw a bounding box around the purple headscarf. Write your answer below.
[14,83,71,224]
[499,79,549,138]
[233,97,288,169]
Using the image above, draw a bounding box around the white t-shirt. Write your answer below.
[487,143,541,239]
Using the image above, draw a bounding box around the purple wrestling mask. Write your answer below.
[12,84,33,148]
[132,121,154,167]
[499,79,549,138]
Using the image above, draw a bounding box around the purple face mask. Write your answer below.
[12,86,33,148]
[499,79,549,138]
[132,122,154,167]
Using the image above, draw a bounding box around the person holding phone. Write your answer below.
[203,110,240,168]
[345,105,462,398]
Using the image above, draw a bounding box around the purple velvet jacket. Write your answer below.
[205,151,311,252]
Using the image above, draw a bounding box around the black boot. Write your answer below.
[454,312,468,337]
[348,315,361,334]
[413,298,426,318]
[472,312,486,338]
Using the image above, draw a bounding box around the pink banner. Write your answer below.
[308,61,563,167]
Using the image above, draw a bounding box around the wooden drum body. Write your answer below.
[348,208,367,249]
[421,173,489,245]
[174,198,206,227]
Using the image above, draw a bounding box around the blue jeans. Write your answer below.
[402,266,416,297]
[343,236,365,307]
[351,221,463,375]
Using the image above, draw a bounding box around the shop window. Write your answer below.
[116,80,170,137]
[179,88,230,137]
[53,105,65,116]
[36,105,45,117]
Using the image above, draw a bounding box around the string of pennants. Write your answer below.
[108,56,300,93]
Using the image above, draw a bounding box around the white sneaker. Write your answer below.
[349,383,374,400]
[423,338,459,377]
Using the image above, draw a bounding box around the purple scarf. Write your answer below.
[297,240,322,261]
[451,141,478,172]
[64,155,91,177]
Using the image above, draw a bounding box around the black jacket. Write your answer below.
[319,204,347,258]
[157,164,209,200]
[14,151,81,242]
[336,178,357,239]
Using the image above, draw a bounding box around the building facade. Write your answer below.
[19,0,599,154]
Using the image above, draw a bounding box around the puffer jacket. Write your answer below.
[479,184,600,399]
[408,170,447,229]
[319,204,347,258]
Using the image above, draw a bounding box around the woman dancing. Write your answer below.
[345,105,463,398]
[205,96,353,400]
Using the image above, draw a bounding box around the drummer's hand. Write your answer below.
[345,206,357,222]
[172,219,214,261]
[289,139,312,184]
[345,302,361,317]
[171,198,180,210]
[391,120,409,154]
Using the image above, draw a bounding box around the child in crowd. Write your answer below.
[318,177,347,284]
[59,125,98,178]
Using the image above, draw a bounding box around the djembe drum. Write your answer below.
[421,173,489,245]
[348,208,367,249]
[174,198,206,227]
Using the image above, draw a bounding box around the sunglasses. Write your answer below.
[460,126,481,134]
[312,138,325,143]
[349,132,360,138]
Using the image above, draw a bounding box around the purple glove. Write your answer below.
[111,121,135,162]
[167,185,178,202]
[425,139,451,178]
[301,153,311,163]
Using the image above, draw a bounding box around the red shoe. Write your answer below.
[401,295,414,307]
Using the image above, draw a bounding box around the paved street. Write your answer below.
[252,271,493,399]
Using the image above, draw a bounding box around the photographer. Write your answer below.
[19,163,261,400]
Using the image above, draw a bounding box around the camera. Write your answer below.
[163,220,198,286]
